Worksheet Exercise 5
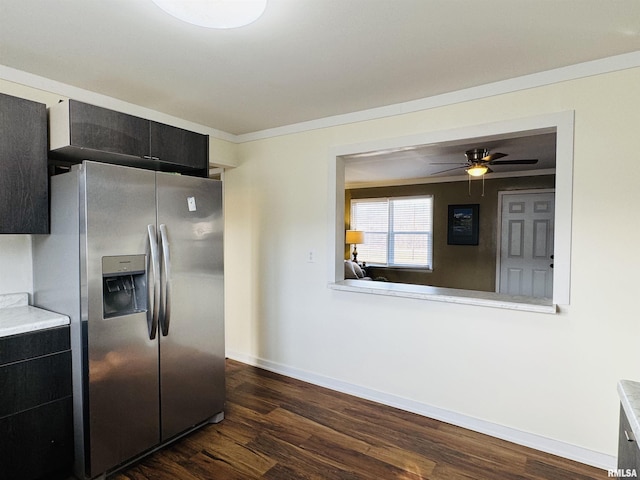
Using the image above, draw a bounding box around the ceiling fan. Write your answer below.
[432,148,538,177]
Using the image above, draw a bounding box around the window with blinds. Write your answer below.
[350,196,433,268]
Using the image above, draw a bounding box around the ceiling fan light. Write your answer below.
[151,0,267,29]
[466,165,488,177]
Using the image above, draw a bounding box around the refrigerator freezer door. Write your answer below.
[82,162,160,476]
[156,173,225,441]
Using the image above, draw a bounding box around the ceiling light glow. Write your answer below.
[151,0,267,29]
[466,165,488,177]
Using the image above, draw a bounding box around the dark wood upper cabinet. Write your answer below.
[68,99,149,158]
[0,93,49,234]
[150,120,208,170]
[49,99,209,177]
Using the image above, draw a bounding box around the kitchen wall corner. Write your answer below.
[0,235,33,295]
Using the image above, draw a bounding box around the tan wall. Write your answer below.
[348,175,555,289]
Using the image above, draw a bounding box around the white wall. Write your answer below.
[0,236,32,294]
[224,67,640,467]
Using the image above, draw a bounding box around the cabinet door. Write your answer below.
[618,405,640,472]
[0,397,73,480]
[0,326,70,365]
[0,351,72,417]
[69,99,149,158]
[0,93,48,234]
[150,121,208,174]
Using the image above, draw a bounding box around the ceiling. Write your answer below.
[1,0,639,137]
[343,131,557,186]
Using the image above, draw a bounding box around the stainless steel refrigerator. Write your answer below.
[32,161,225,479]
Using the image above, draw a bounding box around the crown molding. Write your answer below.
[2,51,639,145]
[236,51,640,143]
[0,64,237,143]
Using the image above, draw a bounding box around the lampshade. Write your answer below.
[466,164,489,177]
[151,0,267,29]
[345,230,365,245]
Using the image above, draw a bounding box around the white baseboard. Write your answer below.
[226,350,616,471]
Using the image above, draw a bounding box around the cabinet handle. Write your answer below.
[624,429,635,442]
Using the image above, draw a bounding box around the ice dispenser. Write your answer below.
[102,255,147,318]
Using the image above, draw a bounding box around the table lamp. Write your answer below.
[345,230,365,262]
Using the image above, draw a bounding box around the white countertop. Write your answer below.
[331,280,556,314]
[0,293,70,338]
[618,379,640,444]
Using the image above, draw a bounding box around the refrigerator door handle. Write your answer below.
[159,224,172,336]
[147,224,160,340]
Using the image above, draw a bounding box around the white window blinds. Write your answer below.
[351,196,433,268]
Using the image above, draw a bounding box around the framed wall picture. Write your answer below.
[447,204,479,245]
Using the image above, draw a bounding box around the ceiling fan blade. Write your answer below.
[430,165,466,175]
[430,162,469,165]
[489,158,538,165]
[482,152,508,162]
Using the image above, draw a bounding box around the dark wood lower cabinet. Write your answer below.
[0,397,73,480]
[618,405,640,474]
[0,326,73,480]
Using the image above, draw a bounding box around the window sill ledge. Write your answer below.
[329,280,557,314]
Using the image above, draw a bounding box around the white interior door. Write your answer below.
[498,190,555,298]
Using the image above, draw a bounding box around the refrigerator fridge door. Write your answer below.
[156,172,225,441]
[82,162,161,476]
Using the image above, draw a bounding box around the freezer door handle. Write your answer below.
[147,224,160,339]
[159,224,172,336]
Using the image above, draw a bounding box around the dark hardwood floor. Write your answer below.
[113,359,605,479]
